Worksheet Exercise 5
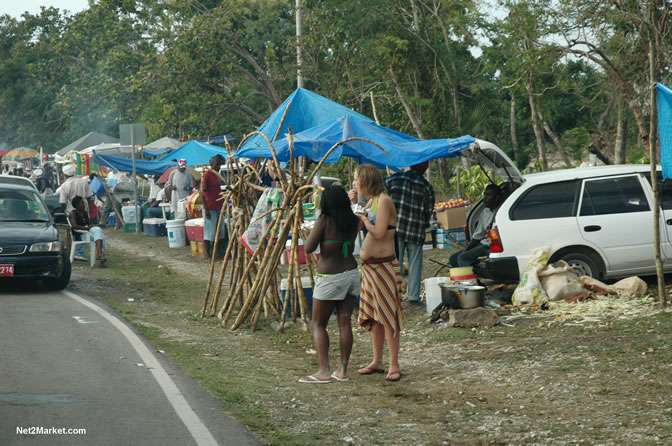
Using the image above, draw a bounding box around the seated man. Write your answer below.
[449,184,503,267]
[70,195,108,266]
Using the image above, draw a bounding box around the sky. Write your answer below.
[1,0,89,18]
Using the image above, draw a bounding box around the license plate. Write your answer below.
[0,265,14,276]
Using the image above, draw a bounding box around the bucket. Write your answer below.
[449,266,477,282]
[166,218,186,248]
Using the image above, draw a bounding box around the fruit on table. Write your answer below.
[434,199,468,210]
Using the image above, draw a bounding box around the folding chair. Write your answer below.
[68,217,96,267]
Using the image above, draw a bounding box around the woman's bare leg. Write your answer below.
[333,295,355,379]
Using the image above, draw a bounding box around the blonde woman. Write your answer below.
[353,164,403,382]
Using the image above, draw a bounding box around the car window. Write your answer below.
[642,172,672,210]
[510,180,580,220]
[0,190,51,222]
[580,175,650,216]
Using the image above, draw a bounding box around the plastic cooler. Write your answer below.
[185,218,204,242]
[142,218,167,237]
[280,277,313,317]
[123,222,143,233]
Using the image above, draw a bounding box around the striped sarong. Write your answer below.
[357,256,403,334]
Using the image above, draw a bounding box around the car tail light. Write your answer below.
[488,227,503,253]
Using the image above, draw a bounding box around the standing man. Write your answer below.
[166,159,196,219]
[199,155,228,259]
[59,164,93,214]
[384,161,435,308]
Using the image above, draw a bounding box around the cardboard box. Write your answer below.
[436,206,467,230]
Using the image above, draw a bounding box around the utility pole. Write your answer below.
[296,0,304,88]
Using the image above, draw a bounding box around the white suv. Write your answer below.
[460,142,667,281]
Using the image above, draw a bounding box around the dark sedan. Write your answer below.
[0,183,71,290]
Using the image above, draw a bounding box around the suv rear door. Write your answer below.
[577,173,664,274]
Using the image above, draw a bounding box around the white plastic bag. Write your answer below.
[512,246,551,305]
[240,188,276,255]
[538,260,585,301]
[176,198,188,220]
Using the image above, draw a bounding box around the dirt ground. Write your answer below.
[71,228,672,446]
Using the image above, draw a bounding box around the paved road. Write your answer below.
[0,282,259,446]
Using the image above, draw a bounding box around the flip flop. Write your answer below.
[331,373,349,382]
[298,375,332,384]
[358,365,385,375]
[385,370,403,382]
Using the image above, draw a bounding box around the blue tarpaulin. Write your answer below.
[235,116,475,168]
[142,148,172,158]
[239,88,373,151]
[658,83,672,179]
[95,140,228,175]
[95,152,175,175]
[155,140,228,166]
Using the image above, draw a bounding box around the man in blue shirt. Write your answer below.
[385,161,435,308]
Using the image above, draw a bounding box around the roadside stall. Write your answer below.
[200,90,476,331]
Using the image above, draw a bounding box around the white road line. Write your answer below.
[62,290,219,446]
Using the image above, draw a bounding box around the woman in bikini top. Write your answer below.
[353,167,397,263]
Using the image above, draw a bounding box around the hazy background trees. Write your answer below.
[1,0,669,183]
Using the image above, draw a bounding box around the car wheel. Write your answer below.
[558,252,600,278]
[43,254,71,291]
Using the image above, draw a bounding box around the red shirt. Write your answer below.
[201,170,223,211]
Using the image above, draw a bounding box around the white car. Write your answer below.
[461,142,667,281]
[0,175,39,192]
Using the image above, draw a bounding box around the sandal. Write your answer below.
[385,370,402,382]
[99,258,107,267]
[357,364,385,375]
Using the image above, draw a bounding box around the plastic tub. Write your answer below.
[166,219,186,248]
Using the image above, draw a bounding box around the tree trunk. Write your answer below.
[438,158,451,188]
[389,66,427,139]
[614,97,628,164]
[538,111,573,168]
[527,79,548,171]
[510,96,520,161]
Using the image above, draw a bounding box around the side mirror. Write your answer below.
[53,213,68,224]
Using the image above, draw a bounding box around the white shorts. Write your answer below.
[314,268,360,301]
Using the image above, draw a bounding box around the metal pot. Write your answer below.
[439,283,485,309]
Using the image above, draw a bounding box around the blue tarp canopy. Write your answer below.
[95,140,228,175]
[658,83,672,179]
[155,140,228,166]
[235,116,476,168]
[95,152,175,176]
[142,148,172,157]
[239,88,373,151]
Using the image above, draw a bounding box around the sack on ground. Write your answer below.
[611,276,648,297]
[538,260,585,301]
[512,246,550,305]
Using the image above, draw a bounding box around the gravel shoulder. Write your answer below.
[70,228,672,445]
